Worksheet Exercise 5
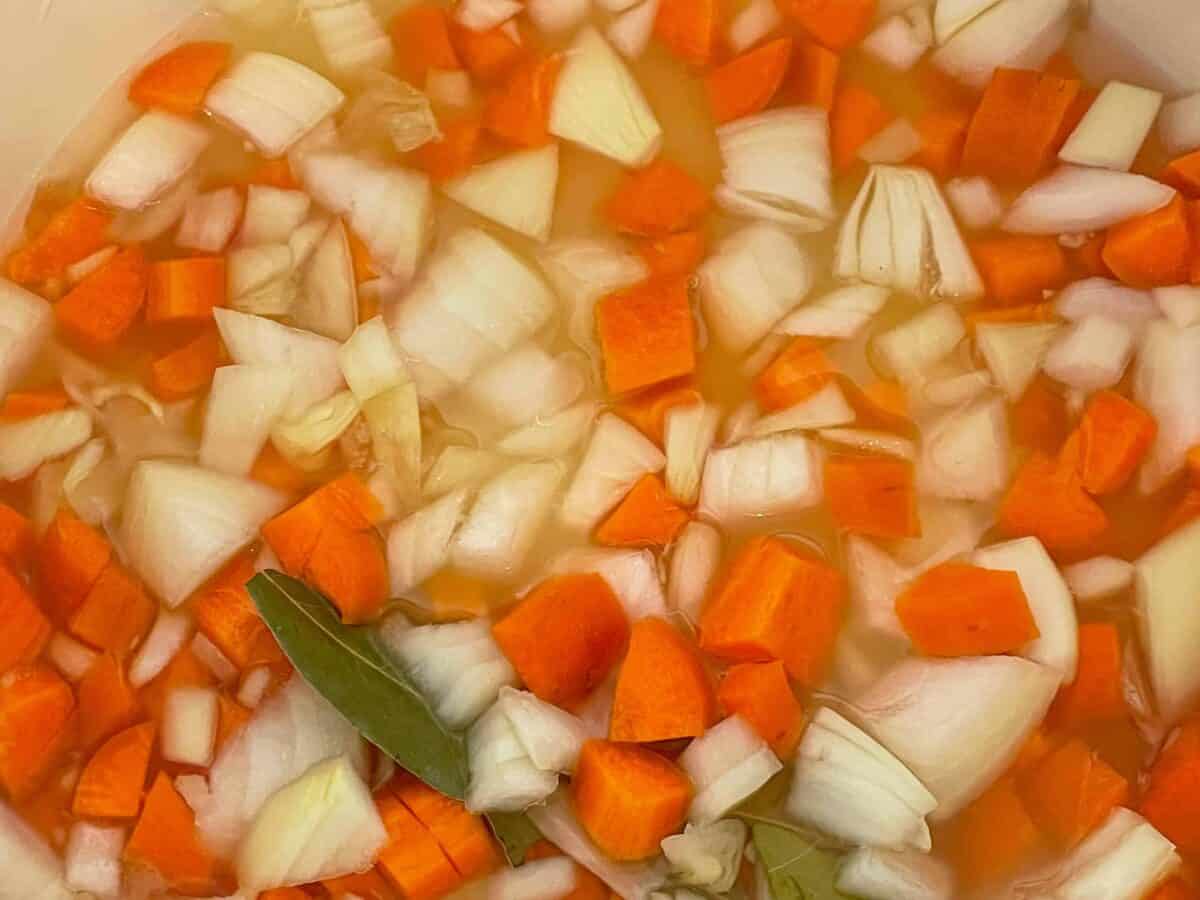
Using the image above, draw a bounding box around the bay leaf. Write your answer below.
[487,809,543,866]
[751,821,859,900]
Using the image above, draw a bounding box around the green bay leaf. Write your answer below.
[487,809,543,866]
[751,822,859,900]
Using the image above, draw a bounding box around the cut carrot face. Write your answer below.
[952,775,1043,889]
[1070,390,1156,496]
[596,277,696,395]
[77,653,141,750]
[1103,194,1193,288]
[148,327,222,402]
[895,562,1039,657]
[0,563,51,676]
[250,443,313,495]
[413,117,483,184]
[824,455,920,540]
[391,5,462,80]
[606,160,711,238]
[972,235,1070,306]
[0,386,72,422]
[304,525,390,624]
[717,660,804,758]
[572,739,692,861]
[1162,150,1200,196]
[492,573,630,708]
[5,198,112,286]
[655,0,720,67]
[1019,738,1128,849]
[146,257,226,325]
[637,231,707,279]
[780,39,839,110]
[68,562,156,656]
[376,790,462,900]
[0,664,75,799]
[1141,718,1200,854]
[616,380,703,446]
[595,474,690,549]
[484,54,563,148]
[965,302,1059,330]
[1048,623,1125,731]
[610,617,717,743]
[0,504,33,570]
[830,81,893,173]
[999,452,1109,556]
[388,774,502,881]
[1011,374,1070,456]
[705,38,793,125]
[192,561,284,671]
[323,869,398,900]
[912,106,972,178]
[128,42,232,116]
[452,23,525,83]
[125,772,219,895]
[73,721,154,818]
[37,509,112,625]
[753,337,836,412]
[699,536,844,686]
[778,0,875,51]
[55,245,148,354]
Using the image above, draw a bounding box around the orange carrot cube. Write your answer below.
[69,563,156,656]
[654,0,720,67]
[77,653,141,750]
[717,660,804,758]
[616,380,702,446]
[781,39,839,110]
[1019,738,1128,848]
[55,245,148,353]
[146,257,226,324]
[637,232,707,279]
[483,54,563,148]
[1048,623,1126,730]
[778,0,874,50]
[0,564,50,676]
[37,509,112,625]
[999,452,1109,556]
[1103,194,1193,288]
[0,664,75,799]
[972,236,1070,306]
[129,42,232,116]
[596,278,696,396]
[73,721,155,818]
[605,160,711,238]
[824,455,920,540]
[6,198,112,287]
[375,790,462,899]
[0,504,33,570]
[391,6,462,81]
[705,38,793,125]
[830,81,893,173]
[753,337,836,412]
[148,328,222,402]
[1071,390,1156,495]
[125,772,219,894]
[595,474,690,549]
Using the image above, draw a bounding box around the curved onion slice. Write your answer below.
[944,175,1006,230]
[916,398,1008,502]
[1065,556,1135,602]
[177,186,243,253]
[1136,519,1200,725]
[846,535,911,643]
[751,382,856,437]
[303,0,393,74]
[668,521,722,624]
[387,488,470,595]
[665,403,720,505]
[1003,165,1176,234]
[461,343,584,429]
[466,702,559,813]
[86,111,211,211]
[239,186,312,247]
[727,0,780,54]
[931,0,1071,89]
[776,283,889,341]
[836,848,954,900]
[496,401,598,458]
[444,146,559,242]
[1134,322,1200,492]
[1160,93,1200,156]
[661,821,746,893]
[1079,0,1200,98]
[681,716,782,825]
[200,365,294,476]
[933,0,1002,44]
[0,280,52,402]
[560,414,664,532]
[1059,81,1163,173]
[272,390,360,463]
[338,316,407,402]
[0,409,92,482]
[1043,315,1135,392]
[975,322,1061,401]
[128,610,192,688]
[495,687,587,773]
[699,433,822,523]
[424,446,507,497]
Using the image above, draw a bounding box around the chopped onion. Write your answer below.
[1064,556,1135,602]
[1159,92,1200,156]
[488,857,577,900]
[836,848,954,900]
[112,171,199,243]
[699,433,822,523]
[875,303,965,384]
[560,414,665,532]
[776,284,889,341]
[1059,81,1164,172]
[200,365,295,476]
[120,460,286,607]
[497,401,598,458]
[1075,0,1200,99]
[495,686,588,773]
[1056,278,1159,334]
[862,8,933,71]
[932,0,1002,44]
[1043,315,1134,392]
[606,0,660,60]
[338,317,407,402]
[527,0,591,32]
[668,521,721,624]
[919,366,992,409]
[227,243,298,316]
[456,0,522,30]
[128,610,192,688]
[390,228,555,400]
[1154,285,1200,329]
[975,322,1060,401]
[47,632,97,683]
[240,186,312,247]
[363,382,422,507]
[0,799,73,900]
[859,119,922,165]
[163,686,219,768]
[547,547,667,620]
[681,716,782,825]
[715,109,835,232]
[426,68,475,110]
[854,655,1059,819]
[192,632,238,686]
[461,343,584,429]
[699,223,814,353]
[177,187,243,253]
[466,702,559,813]
[297,218,357,342]
[86,111,211,211]
[238,667,273,709]
[944,176,1005,230]
[752,382,856,437]
[727,0,781,54]
[272,390,360,464]
[0,280,54,401]
[453,461,566,580]
[1003,165,1176,234]
[665,403,720,505]
[236,754,387,894]
[303,0,393,73]
[64,822,124,898]
[207,52,345,158]
[0,408,92,482]
[444,145,559,243]
[387,489,469,595]
[931,0,1070,89]
[916,398,1008,502]
[549,27,662,167]
[424,445,507,497]
[212,0,295,27]
[846,536,911,643]
[1134,321,1200,492]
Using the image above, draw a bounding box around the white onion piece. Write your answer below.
[916,398,1008,502]
[0,281,53,401]
[207,52,345,158]
[752,382,856,437]
[0,800,73,900]
[162,686,219,768]
[665,403,720,505]
[1160,92,1200,156]
[821,429,916,462]
[466,702,559,813]
[128,610,192,688]
[112,171,198,243]
[920,367,992,409]
[1043,315,1135,392]
[699,433,822,523]
[1064,556,1135,602]
[177,187,243,254]
[527,0,591,32]
[875,303,965,384]
[931,0,1070,89]
[304,0,393,73]
[345,69,441,149]
[1059,81,1164,172]
[727,0,780,53]
[668,521,721,624]
[271,390,359,464]
[192,633,238,685]
[944,176,1005,230]
[424,446,506,497]
[456,0,522,30]
[933,0,1002,44]
[560,414,664,532]
[496,687,587,773]
[387,489,469,595]
[496,401,598,458]
[461,344,583,429]
[661,821,746,893]
[837,848,954,900]
[715,108,835,232]
[550,27,662,167]
[1134,322,1200,492]
[426,68,475,110]
[846,536,910,643]
[1003,165,1176,234]
[854,655,1059,819]
[1076,0,1200,98]
[1136,519,1200,724]
[444,146,560,243]
[237,754,387,894]
[227,243,297,316]
[0,408,91,482]
[212,0,294,27]
[863,9,932,71]
[488,857,577,900]
[546,547,667,620]
[1056,278,1159,334]
[699,224,814,353]
[200,365,294,477]
[606,0,659,60]
[238,667,272,709]
[47,632,96,683]
[975,322,1060,401]
[86,111,210,211]
[64,822,124,898]
[291,220,358,341]
[338,317,407,402]
[776,284,888,341]
[240,186,312,247]
[1155,285,1200,329]
[363,383,422,507]
[894,500,993,574]
[64,247,118,286]
[858,119,923,165]
[121,460,286,607]
[681,716,782,825]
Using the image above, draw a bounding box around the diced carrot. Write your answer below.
[572,740,692,861]
[73,721,154,818]
[1160,489,1200,540]
[76,653,140,750]
[493,574,630,708]
[0,664,75,799]
[129,42,231,116]
[452,23,524,83]
[895,562,1038,657]
[214,694,251,754]
[753,337,836,412]
[1011,374,1070,456]
[1163,150,1200,196]
[37,509,112,625]
[324,869,399,900]
[1019,738,1128,848]
[375,790,462,900]
[1148,878,1200,900]
[965,302,1059,329]
[484,54,562,148]
[699,536,844,686]
[0,505,32,571]
[139,647,214,728]
[830,81,893,173]
[717,660,804,758]
[250,443,312,495]
[597,277,696,395]
[637,231,707,279]
[1141,718,1200,854]
[606,160,711,238]
[1048,623,1125,731]
[1103,194,1193,288]
[55,245,148,353]
[391,5,461,81]
[654,0,721,67]
[961,68,1081,182]
[595,475,690,549]
[248,157,299,190]
[192,569,283,671]
[705,38,793,125]
[259,890,310,900]
[860,379,909,422]
[616,380,702,446]
[972,235,1070,306]
[824,455,920,540]
[148,327,222,402]
[525,841,609,900]
[389,775,502,881]
[911,106,972,178]
[347,227,378,284]
[0,564,50,676]
[6,198,112,287]
[146,257,225,325]
[999,452,1110,556]
[610,618,716,743]
[777,0,875,51]
[125,772,219,894]
[1070,390,1157,495]
[304,524,389,624]
[780,39,839,110]
[952,775,1043,888]
[68,563,156,656]
[0,387,71,422]
[413,117,483,184]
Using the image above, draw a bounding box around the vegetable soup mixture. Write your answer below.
[3,0,1200,897]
